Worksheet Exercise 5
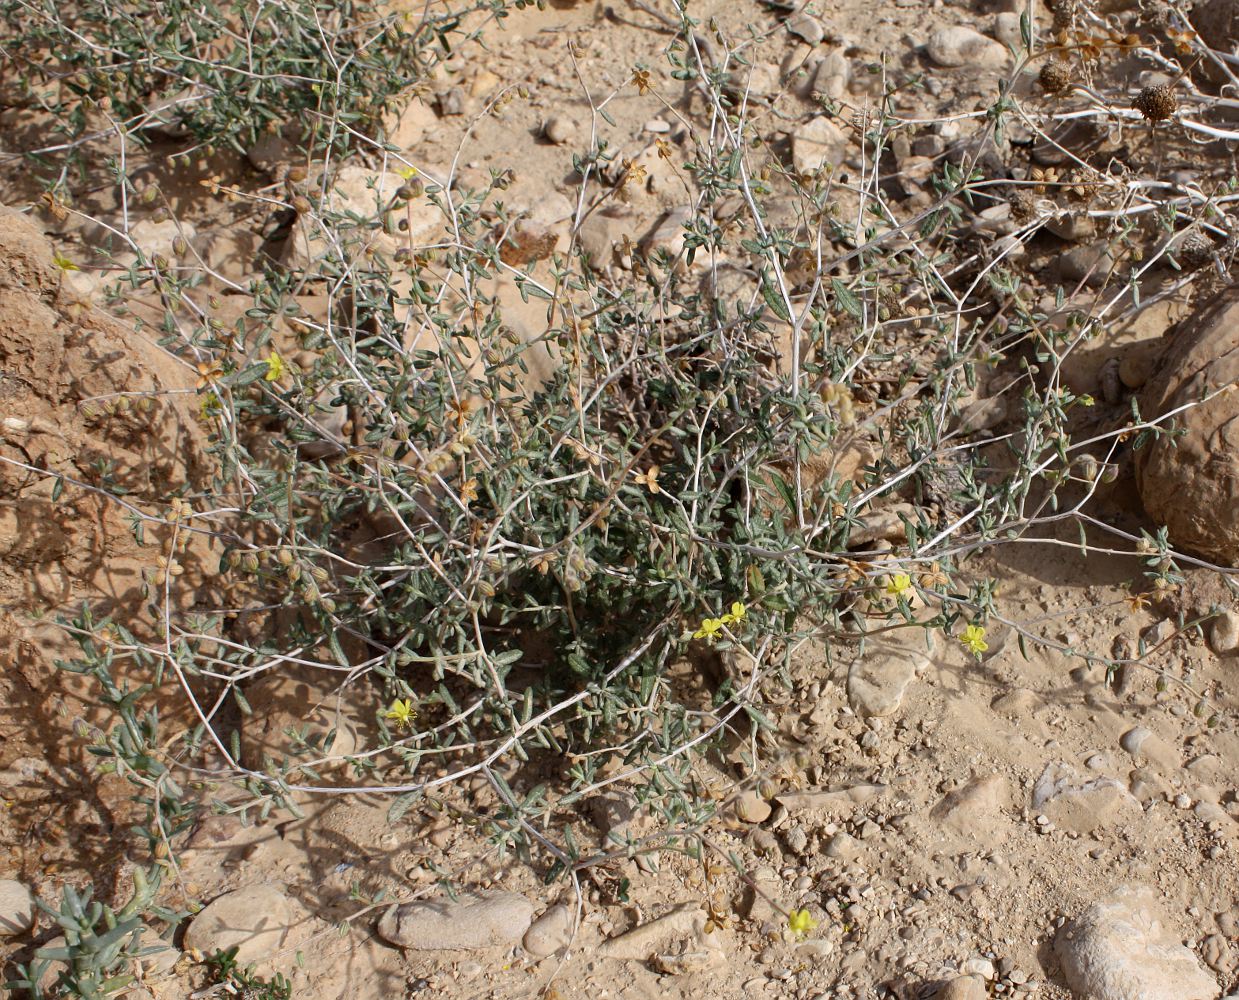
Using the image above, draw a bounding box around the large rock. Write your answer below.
[1135,286,1239,566]
[184,884,300,966]
[1055,885,1220,1000]
[378,891,534,951]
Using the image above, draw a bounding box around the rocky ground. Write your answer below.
[4,0,1239,998]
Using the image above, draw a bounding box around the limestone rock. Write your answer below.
[936,976,987,1000]
[1032,762,1141,834]
[599,902,723,960]
[926,26,1011,69]
[992,11,1023,48]
[523,904,573,957]
[0,880,35,936]
[1060,242,1114,287]
[576,208,640,270]
[543,115,578,145]
[931,774,1010,833]
[385,97,437,149]
[378,892,535,951]
[846,633,936,717]
[1136,286,1239,565]
[786,11,826,44]
[734,790,772,824]
[1210,609,1239,654]
[791,116,850,175]
[809,51,851,99]
[1055,885,1220,1000]
[184,884,299,966]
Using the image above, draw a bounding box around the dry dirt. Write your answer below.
[3,1,1239,999]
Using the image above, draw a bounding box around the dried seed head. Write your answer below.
[1174,229,1214,270]
[1046,0,1077,31]
[1009,188,1038,220]
[1134,83,1177,121]
[1039,60,1073,95]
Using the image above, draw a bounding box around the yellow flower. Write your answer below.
[720,601,746,624]
[885,573,913,599]
[52,251,79,272]
[397,165,419,181]
[459,478,479,505]
[693,617,724,642]
[198,394,222,421]
[960,623,988,657]
[385,698,417,729]
[787,909,817,938]
[264,350,286,383]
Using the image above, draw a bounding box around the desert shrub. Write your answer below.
[4,0,1234,992]
[0,0,493,165]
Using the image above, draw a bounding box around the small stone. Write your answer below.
[1209,611,1239,654]
[184,885,299,966]
[992,12,1023,48]
[650,945,726,974]
[543,116,578,145]
[786,12,826,44]
[0,881,36,936]
[962,957,996,979]
[1056,885,1220,1000]
[736,791,773,824]
[809,51,850,99]
[379,891,535,951]
[523,904,573,957]
[926,26,1011,69]
[1120,726,1151,756]
[784,826,810,854]
[826,833,861,859]
[247,132,294,175]
[791,116,850,175]
[1060,243,1115,287]
[937,976,987,1000]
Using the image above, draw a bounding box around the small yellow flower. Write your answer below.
[960,623,988,657]
[198,395,222,421]
[52,251,80,272]
[693,617,724,642]
[655,138,673,161]
[720,601,746,624]
[385,698,417,729]
[1078,393,1096,407]
[397,165,419,181]
[264,350,286,383]
[196,360,224,389]
[787,909,818,938]
[459,478,479,505]
[885,573,913,600]
[632,68,652,95]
